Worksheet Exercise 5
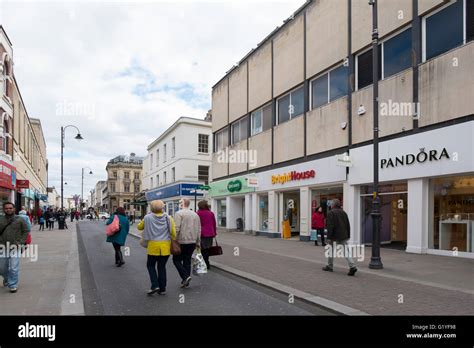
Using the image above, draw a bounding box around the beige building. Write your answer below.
[106,153,143,213]
[210,0,474,258]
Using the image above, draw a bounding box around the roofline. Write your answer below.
[146,116,211,151]
[212,0,312,90]
[0,26,13,47]
[29,118,47,150]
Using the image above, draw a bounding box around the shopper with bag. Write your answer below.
[172,198,201,289]
[137,200,176,295]
[105,207,130,267]
[311,206,326,246]
[196,200,217,270]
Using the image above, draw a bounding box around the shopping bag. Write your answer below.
[106,215,120,236]
[192,252,208,275]
[310,230,318,241]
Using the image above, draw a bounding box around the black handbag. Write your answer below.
[208,238,223,256]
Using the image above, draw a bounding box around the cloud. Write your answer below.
[1,0,305,199]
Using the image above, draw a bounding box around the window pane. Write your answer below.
[426,0,464,60]
[330,65,349,101]
[232,123,239,144]
[312,74,328,108]
[468,0,474,42]
[251,110,262,136]
[290,87,304,118]
[240,117,248,141]
[384,28,412,78]
[278,94,290,124]
[357,47,382,89]
[262,104,273,132]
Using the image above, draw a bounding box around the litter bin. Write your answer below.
[58,214,66,230]
[236,218,243,231]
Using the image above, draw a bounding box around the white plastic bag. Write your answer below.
[192,252,207,275]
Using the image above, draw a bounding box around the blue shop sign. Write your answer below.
[146,183,204,201]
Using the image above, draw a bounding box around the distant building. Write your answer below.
[106,153,143,213]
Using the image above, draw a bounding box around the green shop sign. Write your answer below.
[209,176,254,197]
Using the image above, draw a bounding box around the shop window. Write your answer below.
[250,103,272,136]
[424,0,464,61]
[383,28,412,79]
[277,86,304,125]
[259,195,269,231]
[231,116,248,145]
[217,199,227,227]
[431,175,474,253]
[214,127,228,152]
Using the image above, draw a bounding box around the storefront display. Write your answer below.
[216,199,226,227]
[259,195,268,231]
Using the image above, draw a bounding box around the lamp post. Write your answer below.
[369,0,383,269]
[61,125,83,211]
[81,167,93,211]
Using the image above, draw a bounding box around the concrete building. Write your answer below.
[106,153,143,213]
[142,116,212,215]
[47,187,60,209]
[210,0,474,258]
[92,180,107,211]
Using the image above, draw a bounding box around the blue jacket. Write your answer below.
[106,213,130,246]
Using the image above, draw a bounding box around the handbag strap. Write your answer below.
[165,214,172,239]
[213,236,219,246]
[0,217,16,236]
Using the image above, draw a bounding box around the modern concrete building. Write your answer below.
[106,153,143,213]
[142,116,212,215]
[210,0,474,258]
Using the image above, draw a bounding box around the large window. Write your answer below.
[134,172,139,180]
[424,0,464,61]
[124,171,129,179]
[198,165,209,185]
[198,134,209,153]
[231,116,248,145]
[311,65,348,109]
[163,144,167,162]
[113,171,117,178]
[124,183,130,193]
[215,127,228,152]
[277,86,304,125]
[172,137,175,158]
[250,103,272,136]
[383,28,412,79]
[110,182,116,192]
[356,45,382,90]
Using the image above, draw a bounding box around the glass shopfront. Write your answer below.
[431,175,474,253]
[310,186,344,216]
[216,199,227,227]
[259,195,268,231]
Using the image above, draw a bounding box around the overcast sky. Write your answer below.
[0,0,305,200]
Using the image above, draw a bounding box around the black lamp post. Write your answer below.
[81,167,93,210]
[369,0,383,269]
[61,125,83,211]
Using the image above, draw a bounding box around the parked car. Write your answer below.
[98,212,110,220]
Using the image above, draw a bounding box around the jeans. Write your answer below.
[172,243,196,281]
[0,248,21,289]
[147,255,169,290]
[327,238,356,269]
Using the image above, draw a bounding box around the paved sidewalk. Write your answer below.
[0,221,84,315]
[139,228,472,315]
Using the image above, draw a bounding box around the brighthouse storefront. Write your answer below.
[347,121,474,258]
[253,156,347,240]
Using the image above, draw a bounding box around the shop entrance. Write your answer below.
[361,183,408,249]
[282,191,300,237]
[229,196,245,231]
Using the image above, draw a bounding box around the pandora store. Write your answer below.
[347,121,474,258]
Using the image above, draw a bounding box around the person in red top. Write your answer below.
[196,200,217,269]
[311,206,326,246]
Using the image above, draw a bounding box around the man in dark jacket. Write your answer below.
[322,199,357,276]
[0,202,30,292]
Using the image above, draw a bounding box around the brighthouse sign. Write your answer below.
[272,170,316,185]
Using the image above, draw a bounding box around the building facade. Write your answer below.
[210,0,474,258]
[106,153,143,213]
[142,116,212,215]
[93,180,107,211]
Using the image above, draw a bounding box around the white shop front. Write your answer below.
[251,156,347,240]
[347,121,474,258]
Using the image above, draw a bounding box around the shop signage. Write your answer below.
[335,153,352,167]
[17,180,30,189]
[246,176,259,188]
[271,170,315,185]
[0,160,15,190]
[381,148,450,169]
[227,180,242,192]
[146,183,204,201]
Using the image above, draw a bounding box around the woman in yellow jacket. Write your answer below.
[138,200,176,295]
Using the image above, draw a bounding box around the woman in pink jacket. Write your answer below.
[196,200,217,269]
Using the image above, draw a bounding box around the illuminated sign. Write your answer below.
[271,170,315,185]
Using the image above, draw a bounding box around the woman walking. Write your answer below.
[137,200,176,295]
[106,207,130,267]
[311,206,326,246]
[196,200,217,270]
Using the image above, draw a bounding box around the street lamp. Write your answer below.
[61,125,83,211]
[369,0,383,269]
[81,167,93,210]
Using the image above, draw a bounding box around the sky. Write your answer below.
[0,0,305,200]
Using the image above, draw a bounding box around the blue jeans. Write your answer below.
[0,248,21,289]
[146,255,169,290]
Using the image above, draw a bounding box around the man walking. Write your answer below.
[173,198,201,288]
[322,199,357,276]
[0,202,30,293]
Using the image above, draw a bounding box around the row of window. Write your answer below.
[214,0,473,150]
[148,165,209,188]
[109,182,140,193]
[150,134,209,168]
[112,171,141,180]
